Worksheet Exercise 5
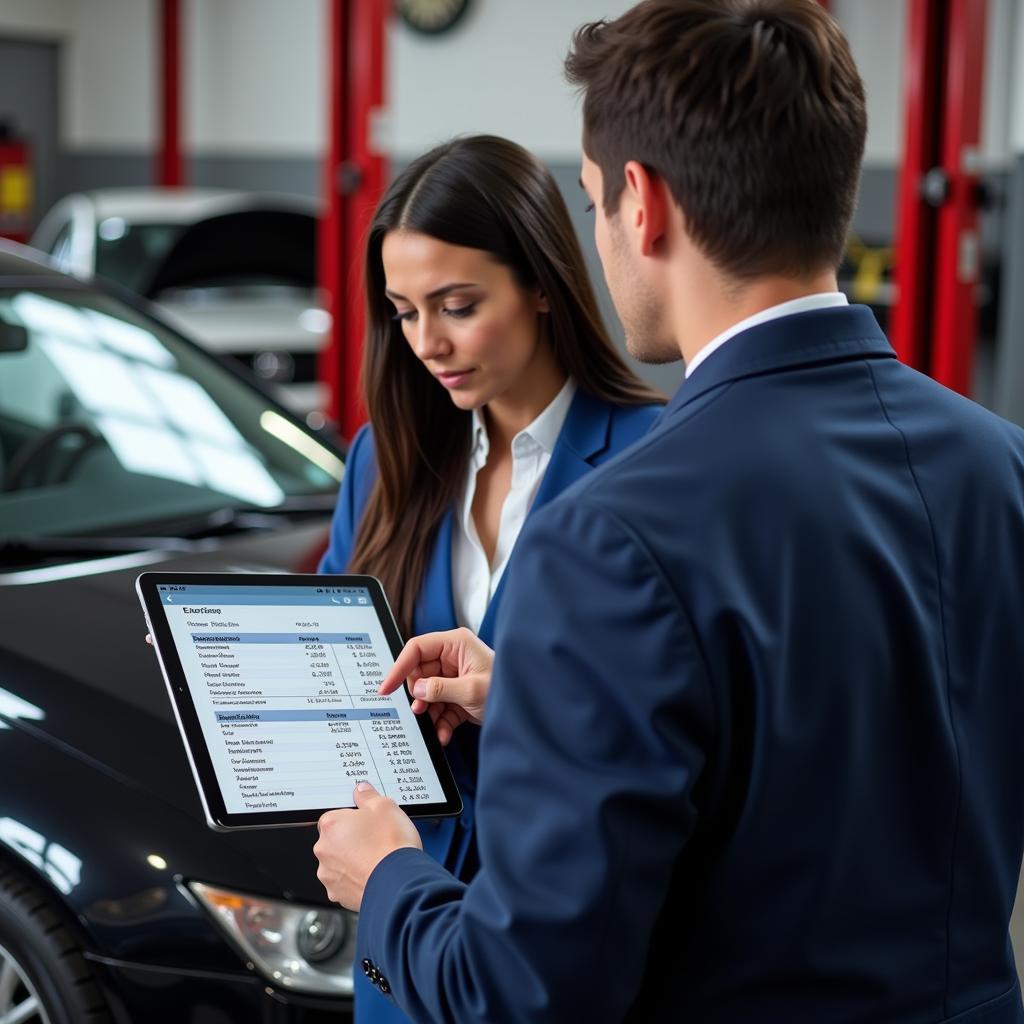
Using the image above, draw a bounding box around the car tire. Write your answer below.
[0,866,111,1024]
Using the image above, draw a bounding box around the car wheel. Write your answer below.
[0,867,111,1024]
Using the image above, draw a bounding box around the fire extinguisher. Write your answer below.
[0,120,33,244]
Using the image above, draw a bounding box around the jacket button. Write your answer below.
[379,977,391,994]
[362,958,372,977]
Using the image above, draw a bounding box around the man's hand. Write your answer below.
[379,627,494,745]
[314,782,422,911]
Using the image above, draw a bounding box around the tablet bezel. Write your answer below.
[137,570,463,830]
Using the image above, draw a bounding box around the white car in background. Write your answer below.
[31,188,330,422]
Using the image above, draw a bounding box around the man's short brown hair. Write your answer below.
[565,0,867,280]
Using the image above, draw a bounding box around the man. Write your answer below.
[315,1,1024,1020]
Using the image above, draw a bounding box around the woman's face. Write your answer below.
[381,230,551,411]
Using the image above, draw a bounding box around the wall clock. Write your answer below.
[398,0,471,36]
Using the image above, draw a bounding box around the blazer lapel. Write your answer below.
[477,391,612,644]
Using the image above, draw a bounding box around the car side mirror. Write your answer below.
[0,320,28,353]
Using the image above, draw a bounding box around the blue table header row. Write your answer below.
[191,632,372,644]
[214,708,400,723]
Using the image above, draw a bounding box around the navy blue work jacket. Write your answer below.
[354,305,1024,1023]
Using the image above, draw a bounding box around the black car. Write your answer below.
[0,243,357,1023]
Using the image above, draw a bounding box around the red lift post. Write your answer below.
[319,0,391,440]
[891,0,988,395]
[158,0,184,187]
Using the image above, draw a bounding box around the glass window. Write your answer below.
[94,221,184,292]
[0,286,343,540]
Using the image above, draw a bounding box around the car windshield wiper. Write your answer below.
[0,495,337,566]
[0,534,202,567]
[136,493,338,540]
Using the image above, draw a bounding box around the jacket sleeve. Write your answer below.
[319,424,373,574]
[356,495,716,1023]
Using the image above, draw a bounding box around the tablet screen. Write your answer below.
[150,579,452,820]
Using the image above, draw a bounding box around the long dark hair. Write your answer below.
[349,135,661,636]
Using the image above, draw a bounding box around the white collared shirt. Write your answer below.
[685,292,849,378]
[452,378,577,632]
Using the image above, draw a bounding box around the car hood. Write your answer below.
[0,522,336,901]
[155,298,325,353]
[140,209,316,296]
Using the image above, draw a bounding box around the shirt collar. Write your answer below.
[470,377,576,467]
[685,291,849,379]
[470,407,489,469]
[519,377,576,455]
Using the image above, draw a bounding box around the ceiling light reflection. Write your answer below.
[84,308,174,367]
[12,292,96,346]
[96,417,201,486]
[139,365,244,444]
[98,216,128,241]
[188,439,285,507]
[260,411,343,481]
[41,338,160,422]
[0,688,44,722]
[0,818,82,895]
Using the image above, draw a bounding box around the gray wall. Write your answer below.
[995,155,1024,425]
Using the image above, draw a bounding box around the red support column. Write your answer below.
[930,0,987,394]
[319,0,390,440]
[318,0,347,433]
[891,0,943,370]
[157,0,184,187]
[890,0,988,396]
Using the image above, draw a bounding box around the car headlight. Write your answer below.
[188,881,356,996]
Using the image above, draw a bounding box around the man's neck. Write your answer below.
[673,270,840,367]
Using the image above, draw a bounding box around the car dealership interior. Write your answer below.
[2,1,1024,1022]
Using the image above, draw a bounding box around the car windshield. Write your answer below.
[0,285,343,540]
[95,221,183,292]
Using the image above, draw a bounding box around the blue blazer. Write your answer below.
[320,389,661,1024]
[355,305,1024,1023]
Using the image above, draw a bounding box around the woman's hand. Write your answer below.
[378,627,493,745]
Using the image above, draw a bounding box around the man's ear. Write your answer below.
[623,160,669,257]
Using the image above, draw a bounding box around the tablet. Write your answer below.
[136,571,462,830]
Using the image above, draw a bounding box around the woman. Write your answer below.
[319,134,662,1023]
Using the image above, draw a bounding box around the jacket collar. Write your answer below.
[553,387,613,462]
[664,304,896,420]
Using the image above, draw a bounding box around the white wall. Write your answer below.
[389,0,633,162]
[982,0,1016,165]
[186,0,325,155]
[830,0,906,167]
[0,0,1017,167]
[832,0,1016,169]
[63,0,155,150]
[1010,0,1024,153]
[0,0,324,156]
[389,0,1012,169]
